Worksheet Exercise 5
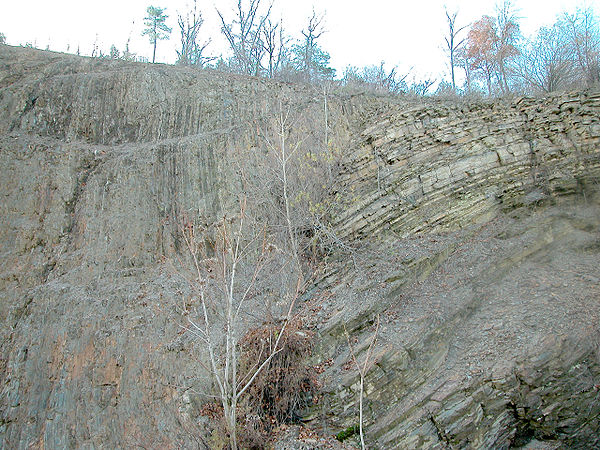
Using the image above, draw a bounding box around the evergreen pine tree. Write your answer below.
[142,6,172,63]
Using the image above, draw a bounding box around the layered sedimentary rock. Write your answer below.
[314,89,600,448]
[1,45,599,449]
[316,202,600,448]
[334,92,600,237]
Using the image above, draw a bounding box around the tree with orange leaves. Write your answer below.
[466,15,497,95]
[466,1,520,95]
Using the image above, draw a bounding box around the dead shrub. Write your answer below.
[200,319,318,448]
[239,319,317,424]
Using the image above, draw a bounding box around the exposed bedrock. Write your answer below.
[315,202,600,448]
[333,91,600,238]
[0,46,599,448]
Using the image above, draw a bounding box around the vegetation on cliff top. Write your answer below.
[2,0,599,97]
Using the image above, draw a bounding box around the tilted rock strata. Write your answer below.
[334,92,600,238]
[1,46,599,448]
[316,201,600,448]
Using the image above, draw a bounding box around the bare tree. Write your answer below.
[260,99,304,272]
[300,10,325,80]
[217,0,273,75]
[345,315,380,450]
[455,45,474,93]
[180,199,300,450]
[562,6,600,86]
[494,0,521,93]
[290,9,336,81]
[322,81,330,150]
[262,19,288,78]
[243,98,309,275]
[342,62,409,94]
[515,24,575,93]
[229,90,346,279]
[444,8,468,92]
[176,0,214,66]
[408,76,437,96]
[365,62,408,93]
[512,6,599,93]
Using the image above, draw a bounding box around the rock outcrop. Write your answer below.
[0,45,357,449]
[315,201,600,448]
[312,86,600,449]
[1,45,599,448]
[333,92,600,238]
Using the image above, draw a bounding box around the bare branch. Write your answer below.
[176,0,215,66]
[344,315,380,450]
[216,0,273,75]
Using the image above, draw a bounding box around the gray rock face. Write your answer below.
[0,45,357,449]
[314,203,600,448]
[1,46,599,449]
[333,92,600,239]
[311,87,600,448]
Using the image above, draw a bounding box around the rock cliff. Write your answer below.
[333,92,600,238]
[1,45,599,448]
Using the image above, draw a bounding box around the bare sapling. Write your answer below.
[259,98,306,274]
[344,315,380,450]
[178,198,300,450]
[257,93,347,271]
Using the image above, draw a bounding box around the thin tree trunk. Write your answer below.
[229,398,238,450]
[152,41,157,63]
[181,202,299,450]
[344,316,379,450]
[324,86,332,181]
[280,107,298,267]
[323,85,328,150]
[359,376,365,450]
[500,63,510,93]
[450,52,456,91]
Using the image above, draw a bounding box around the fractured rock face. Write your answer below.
[296,92,600,447]
[333,93,600,238]
[0,45,357,449]
[1,45,599,449]
[313,199,600,449]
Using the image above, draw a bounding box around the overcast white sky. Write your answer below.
[1,0,598,82]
